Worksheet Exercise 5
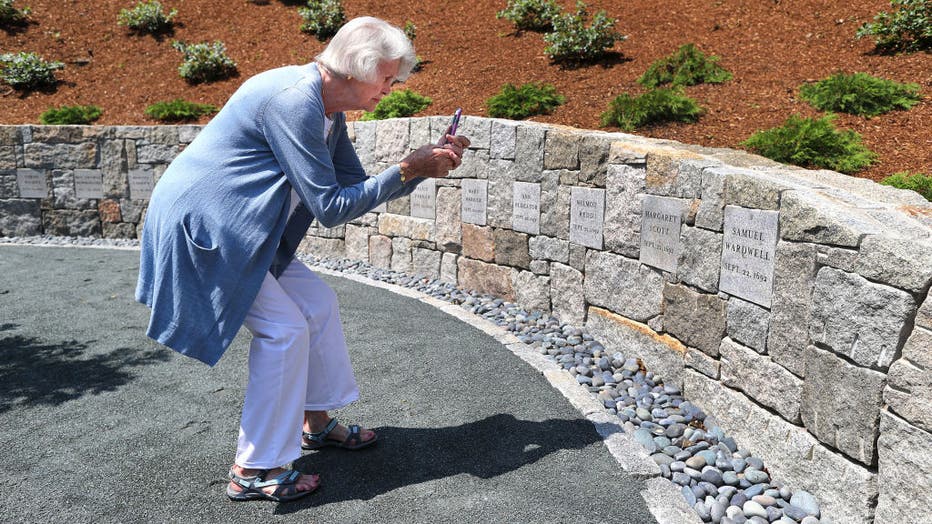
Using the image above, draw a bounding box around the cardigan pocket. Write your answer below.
[182,215,220,253]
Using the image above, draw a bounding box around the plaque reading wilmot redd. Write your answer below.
[720,205,779,308]
[512,181,540,235]
[570,187,605,249]
[128,168,155,200]
[461,178,487,226]
[16,169,48,198]
[74,169,104,199]
[410,178,436,219]
[640,195,686,273]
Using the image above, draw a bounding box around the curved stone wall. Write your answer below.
[1,120,930,522]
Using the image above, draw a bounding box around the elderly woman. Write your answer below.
[135,17,469,502]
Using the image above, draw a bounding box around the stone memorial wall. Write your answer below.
[1,120,931,523]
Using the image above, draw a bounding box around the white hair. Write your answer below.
[315,17,416,83]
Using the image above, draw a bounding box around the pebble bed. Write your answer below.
[2,236,833,524]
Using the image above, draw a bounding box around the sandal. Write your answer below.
[226,468,317,502]
[302,417,378,450]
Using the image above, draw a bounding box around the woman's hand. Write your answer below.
[399,135,471,179]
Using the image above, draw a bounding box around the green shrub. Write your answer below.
[496,0,561,32]
[741,114,877,174]
[486,82,565,119]
[117,1,177,34]
[638,44,732,88]
[403,20,417,40]
[360,89,431,121]
[543,1,624,64]
[0,0,31,25]
[880,171,932,201]
[600,87,703,131]
[298,0,344,40]
[145,98,218,122]
[0,52,64,90]
[171,41,236,84]
[799,72,922,117]
[856,0,931,52]
[39,105,102,125]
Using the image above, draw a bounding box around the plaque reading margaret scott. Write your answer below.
[569,187,605,249]
[512,181,541,235]
[461,178,487,226]
[719,206,779,308]
[410,178,436,219]
[640,195,686,273]
[128,168,155,200]
[74,169,104,199]
[16,168,48,198]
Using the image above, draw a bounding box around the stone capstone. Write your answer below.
[374,119,409,163]
[490,119,518,160]
[544,130,580,170]
[854,235,932,294]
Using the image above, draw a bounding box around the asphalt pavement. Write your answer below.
[0,244,657,523]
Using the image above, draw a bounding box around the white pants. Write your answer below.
[235,259,359,468]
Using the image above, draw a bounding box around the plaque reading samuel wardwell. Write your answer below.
[461,179,487,226]
[640,195,686,273]
[410,178,436,219]
[720,205,779,308]
[16,168,48,198]
[569,187,605,249]
[512,181,540,235]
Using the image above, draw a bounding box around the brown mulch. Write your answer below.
[1,0,930,183]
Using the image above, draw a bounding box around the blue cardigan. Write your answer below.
[136,63,419,366]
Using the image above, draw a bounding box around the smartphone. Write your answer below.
[439,108,462,145]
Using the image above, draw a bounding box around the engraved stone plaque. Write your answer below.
[640,195,686,272]
[16,168,48,198]
[512,181,541,235]
[74,169,104,199]
[569,187,605,249]
[461,178,488,226]
[128,168,155,200]
[410,178,436,219]
[720,205,779,308]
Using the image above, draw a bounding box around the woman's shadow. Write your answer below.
[280,414,609,512]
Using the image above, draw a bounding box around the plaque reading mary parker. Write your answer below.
[461,178,488,226]
[719,206,779,308]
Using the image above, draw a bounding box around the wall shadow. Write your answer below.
[0,329,171,414]
[278,414,608,513]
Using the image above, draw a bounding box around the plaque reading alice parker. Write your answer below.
[16,169,48,198]
[410,178,437,219]
[719,205,779,308]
